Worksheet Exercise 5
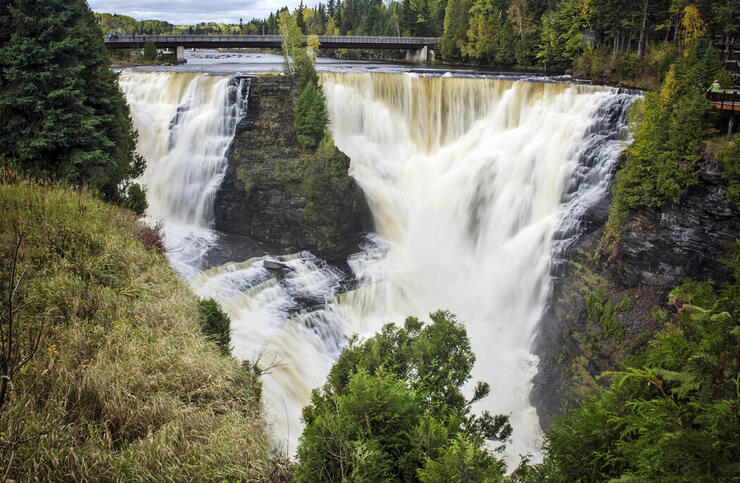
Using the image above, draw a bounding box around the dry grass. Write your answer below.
[0,178,282,480]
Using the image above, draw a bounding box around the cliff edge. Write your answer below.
[532,155,740,427]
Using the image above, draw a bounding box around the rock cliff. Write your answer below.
[532,156,740,427]
[214,76,372,263]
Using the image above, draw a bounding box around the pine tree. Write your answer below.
[441,0,472,60]
[294,80,328,149]
[0,0,140,201]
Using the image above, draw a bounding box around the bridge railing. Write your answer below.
[102,34,439,47]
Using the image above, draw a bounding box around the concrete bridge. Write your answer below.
[103,34,439,62]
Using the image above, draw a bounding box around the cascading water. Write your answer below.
[120,70,634,466]
[119,71,248,275]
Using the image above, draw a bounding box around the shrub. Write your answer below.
[122,182,148,215]
[197,298,231,354]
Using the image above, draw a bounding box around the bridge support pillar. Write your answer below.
[176,45,185,61]
[406,46,429,63]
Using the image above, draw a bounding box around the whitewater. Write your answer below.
[119,69,634,465]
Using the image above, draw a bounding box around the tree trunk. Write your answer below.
[664,19,671,42]
[613,35,618,59]
[637,0,648,58]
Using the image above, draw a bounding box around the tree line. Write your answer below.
[97,1,737,76]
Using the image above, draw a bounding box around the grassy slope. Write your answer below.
[0,176,276,480]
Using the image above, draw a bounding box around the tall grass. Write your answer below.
[0,174,281,480]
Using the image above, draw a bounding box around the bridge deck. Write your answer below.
[103,34,438,50]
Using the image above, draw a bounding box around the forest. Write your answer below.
[99,0,738,81]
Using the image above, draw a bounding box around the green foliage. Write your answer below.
[603,39,719,241]
[0,0,142,202]
[279,10,304,75]
[294,311,511,482]
[537,0,592,70]
[295,49,319,90]
[586,285,630,340]
[713,135,740,208]
[301,134,354,250]
[417,434,507,482]
[540,276,740,480]
[197,298,232,354]
[122,182,148,215]
[440,0,472,60]
[294,80,328,149]
[142,39,157,60]
[0,178,276,480]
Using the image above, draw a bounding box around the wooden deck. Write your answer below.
[707,89,740,112]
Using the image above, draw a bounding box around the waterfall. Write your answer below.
[120,70,634,465]
[314,73,634,463]
[119,71,248,275]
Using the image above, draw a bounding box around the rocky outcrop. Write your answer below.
[532,157,740,428]
[214,76,372,263]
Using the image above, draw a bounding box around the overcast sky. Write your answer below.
[88,0,316,24]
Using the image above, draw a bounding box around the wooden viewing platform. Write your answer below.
[707,89,739,135]
[707,89,740,111]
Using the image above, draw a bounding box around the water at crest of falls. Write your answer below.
[119,70,635,466]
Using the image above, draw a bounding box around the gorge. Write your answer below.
[119,69,637,462]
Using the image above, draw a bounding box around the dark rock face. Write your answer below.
[610,163,739,287]
[532,158,740,429]
[214,76,372,262]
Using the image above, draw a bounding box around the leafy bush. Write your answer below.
[197,298,231,354]
[646,42,680,84]
[294,311,511,482]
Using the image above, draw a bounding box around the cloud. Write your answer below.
[88,0,318,24]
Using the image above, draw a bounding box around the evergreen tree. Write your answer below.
[0,0,140,201]
[296,0,307,32]
[143,40,157,60]
[441,0,472,60]
[294,80,328,149]
[610,39,715,213]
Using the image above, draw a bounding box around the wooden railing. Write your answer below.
[707,90,740,111]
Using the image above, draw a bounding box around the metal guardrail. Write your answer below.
[102,34,439,48]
